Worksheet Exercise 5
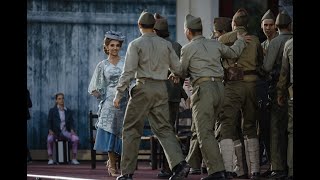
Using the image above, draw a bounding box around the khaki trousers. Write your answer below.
[186,81,225,175]
[120,79,184,175]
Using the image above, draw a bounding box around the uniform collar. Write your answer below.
[234,26,247,31]
[141,32,157,37]
[279,31,293,36]
[191,35,205,42]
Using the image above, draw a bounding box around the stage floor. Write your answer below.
[27,160,270,180]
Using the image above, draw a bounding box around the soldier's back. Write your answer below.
[219,27,261,74]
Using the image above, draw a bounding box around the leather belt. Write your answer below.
[192,76,223,87]
[136,78,164,84]
[243,70,257,75]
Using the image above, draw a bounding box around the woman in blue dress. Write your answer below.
[88,31,128,176]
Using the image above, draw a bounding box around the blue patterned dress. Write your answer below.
[88,58,128,155]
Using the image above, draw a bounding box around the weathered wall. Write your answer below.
[27,0,177,149]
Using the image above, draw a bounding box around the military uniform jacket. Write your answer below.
[218,26,263,82]
[277,38,293,97]
[261,32,279,51]
[180,35,247,84]
[262,32,293,78]
[115,32,182,100]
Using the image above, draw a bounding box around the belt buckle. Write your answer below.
[137,79,145,85]
[211,77,215,81]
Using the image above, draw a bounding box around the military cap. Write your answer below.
[154,13,169,31]
[104,30,125,42]
[154,18,168,31]
[184,14,202,30]
[213,17,232,32]
[275,10,292,25]
[138,11,155,25]
[232,8,249,26]
[261,9,275,21]
[154,13,164,20]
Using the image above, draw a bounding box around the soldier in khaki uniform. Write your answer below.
[257,9,278,171]
[179,14,250,180]
[210,17,232,40]
[276,37,293,180]
[186,16,233,176]
[259,10,293,179]
[113,11,190,180]
[185,16,234,176]
[188,16,247,177]
[211,16,249,179]
[218,8,263,180]
[261,9,278,55]
[153,13,188,179]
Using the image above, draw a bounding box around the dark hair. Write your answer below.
[140,23,155,29]
[55,92,64,100]
[233,15,249,27]
[189,28,202,36]
[276,23,291,29]
[154,29,170,38]
[217,30,224,34]
[54,92,64,106]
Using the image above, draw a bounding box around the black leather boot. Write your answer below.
[267,170,287,179]
[157,170,173,179]
[201,170,227,180]
[158,158,173,178]
[116,174,133,180]
[225,171,234,179]
[261,169,272,177]
[250,172,260,180]
[169,160,190,180]
[201,167,208,174]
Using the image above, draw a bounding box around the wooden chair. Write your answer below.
[175,108,192,156]
[88,111,121,169]
[137,121,159,170]
[157,108,193,168]
[89,111,159,170]
[88,111,106,169]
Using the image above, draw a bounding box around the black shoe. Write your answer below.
[169,161,190,180]
[261,169,272,177]
[157,170,173,179]
[116,174,133,180]
[225,171,234,179]
[201,170,227,180]
[201,167,208,174]
[250,172,260,180]
[27,157,32,164]
[234,174,249,179]
[267,170,287,179]
[189,168,201,175]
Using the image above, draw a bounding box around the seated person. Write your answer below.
[47,92,80,165]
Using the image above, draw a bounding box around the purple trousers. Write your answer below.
[47,131,79,156]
